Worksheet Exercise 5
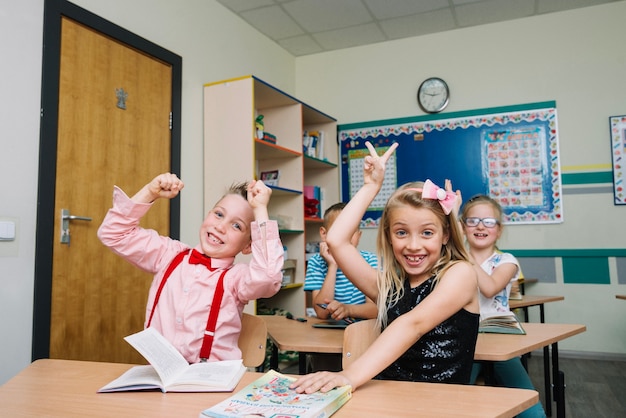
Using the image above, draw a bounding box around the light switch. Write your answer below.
[0,221,16,240]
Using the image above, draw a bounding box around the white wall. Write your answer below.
[295,2,626,356]
[0,0,43,386]
[0,0,295,385]
[2,0,625,386]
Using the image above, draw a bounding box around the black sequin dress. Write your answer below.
[375,275,479,384]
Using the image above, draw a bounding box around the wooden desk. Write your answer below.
[476,323,586,418]
[617,294,626,300]
[0,359,538,418]
[261,315,343,374]
[510,295,564,323]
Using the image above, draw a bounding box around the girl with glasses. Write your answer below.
[460,194,546,418]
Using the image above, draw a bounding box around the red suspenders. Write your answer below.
[146,249,230,361]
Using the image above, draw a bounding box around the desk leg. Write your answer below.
[299,353,307,375]
[551,342,566,418]
[522,307,529,322]
[270,343,279,371]
[544,345,552,416]
[537,303,552,416]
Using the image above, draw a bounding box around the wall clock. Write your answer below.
[417,77,449,113]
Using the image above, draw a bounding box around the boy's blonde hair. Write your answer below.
[375,181,469,327]
[226,181,249,200]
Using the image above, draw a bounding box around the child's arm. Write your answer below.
[131,172,184,203]
[97,173,186,273]
[322,297,377,321]
[246,180,270,222]
[326,141,398,301]
[311,241,338,319]
[236,179,283,301]
[472,260,518,298]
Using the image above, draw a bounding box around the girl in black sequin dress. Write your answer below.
[292,141,479,394]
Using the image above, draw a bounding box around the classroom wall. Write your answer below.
[0,0,295,386]
[2,0,625,386]
[295,2,626,357]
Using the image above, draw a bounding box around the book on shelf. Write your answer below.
[199,369,352,418]
[479,312,526,335]
[261,132,276,144]
[304,185,322,219]
[303,130,325,160]
[98,327,246,393]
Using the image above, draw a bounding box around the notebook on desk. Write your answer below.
[312,318,361,329]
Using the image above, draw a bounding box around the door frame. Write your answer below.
[32,0,182,361]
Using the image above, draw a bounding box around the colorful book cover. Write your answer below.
[303,185,321,219]
[199,370,352,418]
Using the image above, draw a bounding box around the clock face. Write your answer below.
[417,77,449,113]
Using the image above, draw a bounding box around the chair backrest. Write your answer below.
[342,319,380,369]
[238,313,268,368]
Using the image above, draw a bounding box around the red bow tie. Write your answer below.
[189,249,216,271]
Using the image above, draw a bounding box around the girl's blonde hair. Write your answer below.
[375,181,470,327]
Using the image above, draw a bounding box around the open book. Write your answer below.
[479,312,526,335]
[98,327,246,393]
[199,370,352,418]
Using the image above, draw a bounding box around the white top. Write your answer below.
[478,251,520,320]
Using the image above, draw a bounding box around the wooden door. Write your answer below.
[48,17,172,363]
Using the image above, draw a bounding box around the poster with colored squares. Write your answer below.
[610,115,626,205]
[339,102,563,225]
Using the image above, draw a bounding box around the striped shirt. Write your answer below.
[304,250,378,304]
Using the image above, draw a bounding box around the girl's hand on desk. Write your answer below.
[290,371,351,394]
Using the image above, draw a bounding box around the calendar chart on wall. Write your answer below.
[339,101,563,227]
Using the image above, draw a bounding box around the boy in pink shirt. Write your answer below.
[98,173,283,363]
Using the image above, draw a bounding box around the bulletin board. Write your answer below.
[610,114,626,205]
[339,101,563,227]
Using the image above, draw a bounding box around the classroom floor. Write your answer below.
[526,354,626,418]
[281,354,626,417]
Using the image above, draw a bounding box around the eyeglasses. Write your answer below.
[463,217,499,228]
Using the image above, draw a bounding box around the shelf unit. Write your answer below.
[203,75,338,316]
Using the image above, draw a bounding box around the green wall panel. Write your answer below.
[562,257,610,284]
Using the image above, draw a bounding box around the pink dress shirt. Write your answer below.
[97,186,283,363]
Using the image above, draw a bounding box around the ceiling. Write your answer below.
[216,0,619,56]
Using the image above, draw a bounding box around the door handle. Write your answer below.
[61,208,92,245]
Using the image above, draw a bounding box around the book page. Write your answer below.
[174,360,244,387]
[124,327,189,386]
[98,365,162,392]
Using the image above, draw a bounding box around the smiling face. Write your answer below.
[199,193,254,259]
[388,205,449,284]
[462,202,502,252]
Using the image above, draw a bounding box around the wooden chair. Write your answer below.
[342,319,380,369]
[238,313,268,370]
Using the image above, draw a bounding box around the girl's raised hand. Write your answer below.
[363,141,398,187]
[445,179,462,217]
